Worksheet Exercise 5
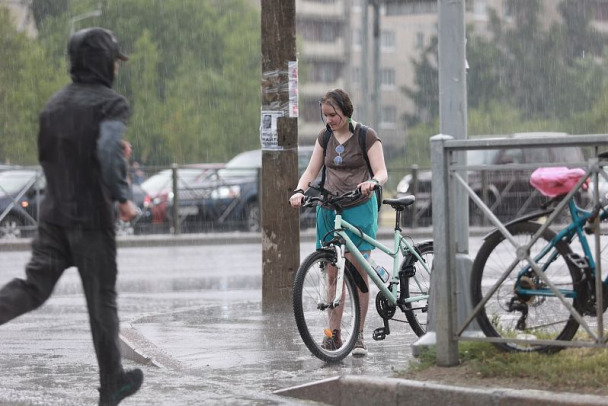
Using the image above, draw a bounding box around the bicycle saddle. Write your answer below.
[383,195,415,210]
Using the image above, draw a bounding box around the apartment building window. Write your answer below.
[308,62,341,83]
[298,20,342,43]
[595,3,608,21]
[472,0,488,20]
[381,68,395,90]
[381,30,395,51]
[504,0,514,19]
[415,31,424,49]
[302,98,322,123]
[385,1,438,16]
[381,105,396,128]
[352,67,361,84]
[352,28,362,48]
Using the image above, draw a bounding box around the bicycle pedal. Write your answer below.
[372,328,387,341]
[566,253,590,271]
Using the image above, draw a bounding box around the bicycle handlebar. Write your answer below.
[300,185,379,210]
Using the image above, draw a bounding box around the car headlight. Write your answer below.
[211,185,241,199]
[396,174,412,194]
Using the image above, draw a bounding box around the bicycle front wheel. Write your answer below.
[401,241,433,337]
[470,221,581,352]
[293,250,360,362]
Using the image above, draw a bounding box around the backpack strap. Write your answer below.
[358,124,382,211]
[358,124,374,178]
[319,127,332,190]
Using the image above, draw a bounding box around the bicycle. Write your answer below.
[470,165,608,353]
[292,186,434,362]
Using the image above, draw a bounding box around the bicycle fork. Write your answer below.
[318,244,346,310]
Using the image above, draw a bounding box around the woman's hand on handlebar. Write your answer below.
[290,189,306,208]
[358,179,380,197]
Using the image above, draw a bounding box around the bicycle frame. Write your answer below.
[325,211,430,308]
[516,198,608,299]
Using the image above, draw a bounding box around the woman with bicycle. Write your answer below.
[290,88,388,357]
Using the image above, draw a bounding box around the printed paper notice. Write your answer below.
[288,61,299,118]
[260,111,283,150]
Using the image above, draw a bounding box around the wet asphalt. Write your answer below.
[0,231,430,405]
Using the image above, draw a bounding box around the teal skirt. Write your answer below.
[315,194,378,251]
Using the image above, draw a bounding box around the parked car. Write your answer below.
[156,147,317,233]
[396,133,590,226]
[0,169,45,238]
[0,168,147,239]
[135,164,224,234]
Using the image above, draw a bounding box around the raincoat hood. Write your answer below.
[68,27,128,87]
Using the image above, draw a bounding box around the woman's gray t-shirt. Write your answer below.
[317,124,381,208]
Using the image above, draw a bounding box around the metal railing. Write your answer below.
[429,134,608,364]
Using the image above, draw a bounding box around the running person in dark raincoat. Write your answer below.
[0,28,143,406]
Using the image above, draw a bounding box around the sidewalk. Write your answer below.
[2,230,607,405]
[0,225,442,252]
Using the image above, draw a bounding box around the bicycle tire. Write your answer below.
[401,241,433,337]
[293,250,360,362]
[470,221,581,353]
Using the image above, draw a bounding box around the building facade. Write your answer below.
[295,0,608,154]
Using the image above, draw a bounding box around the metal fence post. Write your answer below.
[171,163,180,235]
[431,134,458,366]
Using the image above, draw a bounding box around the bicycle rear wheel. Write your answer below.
[401,241,433,337]
[293,250,360,362]
[470,221,581,352]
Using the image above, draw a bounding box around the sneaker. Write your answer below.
[321,329,342,350]
[99,368,144,406]
[352,333,368,357]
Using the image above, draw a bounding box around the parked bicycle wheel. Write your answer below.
[470,221,581,352]
[400,241,433,337]
[293,250,360,362]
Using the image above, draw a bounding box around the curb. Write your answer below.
[0,227,441,252]
[119,323,184,371]
[275,375,608,406]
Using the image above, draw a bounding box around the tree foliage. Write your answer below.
[0,0,261,166]
[0,8,67,164]
[401,0,608,169]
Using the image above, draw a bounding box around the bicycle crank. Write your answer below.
[376,291,396,320]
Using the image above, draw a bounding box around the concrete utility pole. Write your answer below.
[435,0,467,366]
[360,0,370,124]
[260,0,300,313]
[371,0,381,131]
[412,0,469,368]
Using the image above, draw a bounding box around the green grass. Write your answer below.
[399,341,608,393]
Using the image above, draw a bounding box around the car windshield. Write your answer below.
[217,147,313,180]
[0,171,39,195]
[552,147,585,163]
[141,169,209,194]
[467,150,499,166]
[218,150,261,179]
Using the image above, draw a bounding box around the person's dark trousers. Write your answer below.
[0,221,123,389]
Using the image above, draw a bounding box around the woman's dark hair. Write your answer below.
[321,89,354,118]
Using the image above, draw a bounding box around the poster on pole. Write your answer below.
[260,110,283,150]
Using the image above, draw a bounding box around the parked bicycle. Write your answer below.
[292,186,433,362]
[470,165,608,353]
